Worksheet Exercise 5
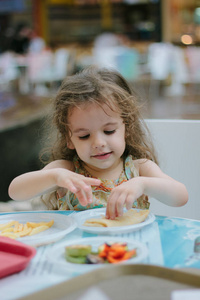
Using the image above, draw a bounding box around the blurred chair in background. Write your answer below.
[185,46,200,94]
[93,45,141,82]
[165,46,190,96]
[147,42,174,97]
[0,52,19,92]
[28,32,46,54]
[147,42,200,97]
[27,49,54,96]
[147,43,174,81]
[93,31,123,48]
[53,48,73,82]
[27,48,75,96]
[92,30,141,82]
[115,47,140,81]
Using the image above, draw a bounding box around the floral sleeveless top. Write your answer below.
[56,155,150,211]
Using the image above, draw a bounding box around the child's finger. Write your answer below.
[125,195,134,211]
[116,195,125,217]
[84,178,101,186]
[81,184,93,203]
[74,179,92,199]
[64,180,78,194]
[106,196,118,219]
[75,189,88,206]
[106,205,114,219]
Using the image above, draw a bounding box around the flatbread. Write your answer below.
[83,209,150,227]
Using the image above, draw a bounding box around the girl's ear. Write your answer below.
[67,139,75,149]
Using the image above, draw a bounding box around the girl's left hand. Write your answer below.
[106,177,144,219]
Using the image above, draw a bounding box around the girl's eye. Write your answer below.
[79,134,90,140]
[104,130,116,135]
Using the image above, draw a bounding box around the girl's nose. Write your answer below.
[92,135,106,149]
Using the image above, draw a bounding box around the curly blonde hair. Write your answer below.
[41,66,158,165]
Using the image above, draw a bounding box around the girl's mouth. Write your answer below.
[92,152,112,160]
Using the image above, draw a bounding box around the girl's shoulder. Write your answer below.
[131,158,147,169]
[43,159,75,171]
[126,156,154,176]
[132,158,162,177]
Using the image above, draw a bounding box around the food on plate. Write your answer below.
[65,245,92,257]
[83,209,149,227]
[65,245,92,264]
[65,242,137,264]
[0,220,54,239]
[86,253,105,264]
[65,254,89,264]
[98,242,136,264]
[0,221,16,230]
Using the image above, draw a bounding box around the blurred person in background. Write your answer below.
[94,29,130,49]
[28,30,46,54]
[9,22,32,55]
[1,22,45,55]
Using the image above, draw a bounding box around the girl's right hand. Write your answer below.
[54,168,101,206]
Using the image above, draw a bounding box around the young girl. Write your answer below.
[8,66,188,219]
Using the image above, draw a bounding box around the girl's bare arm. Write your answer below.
[8,160,101,205]
[137,159,188,206]
[106,159,188,219]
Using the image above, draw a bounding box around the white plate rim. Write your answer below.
[73,208,155,234]
[47,236,148,273]
[0,212,77,247]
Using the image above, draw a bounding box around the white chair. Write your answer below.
[93,46,140,81]
[27,50,54,95]
[147,43,174,81]
[51,48,70,81]
[27,48,73,95]
[185,46,200,94]
[0,52,19,91]
[145,119,200,220]
[147,43,174,98]
[147,43,190,97]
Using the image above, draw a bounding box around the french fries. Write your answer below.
[0,219,54,239]
[0,221,16,230]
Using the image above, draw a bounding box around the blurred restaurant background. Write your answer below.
[0,0,200,203]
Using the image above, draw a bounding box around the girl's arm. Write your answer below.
[8,160,101,206]
[106,159,188,219]
[137,159,188,206]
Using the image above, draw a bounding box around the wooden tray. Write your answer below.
[19,264,200,300]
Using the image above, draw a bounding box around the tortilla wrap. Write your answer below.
[83,209,150,227]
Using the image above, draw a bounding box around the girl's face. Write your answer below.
[68,102,126,174]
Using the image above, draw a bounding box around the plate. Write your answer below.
[0,212,77,247]
[0,236,36,279]
[47,236,148,273]
[73,208,155,235]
